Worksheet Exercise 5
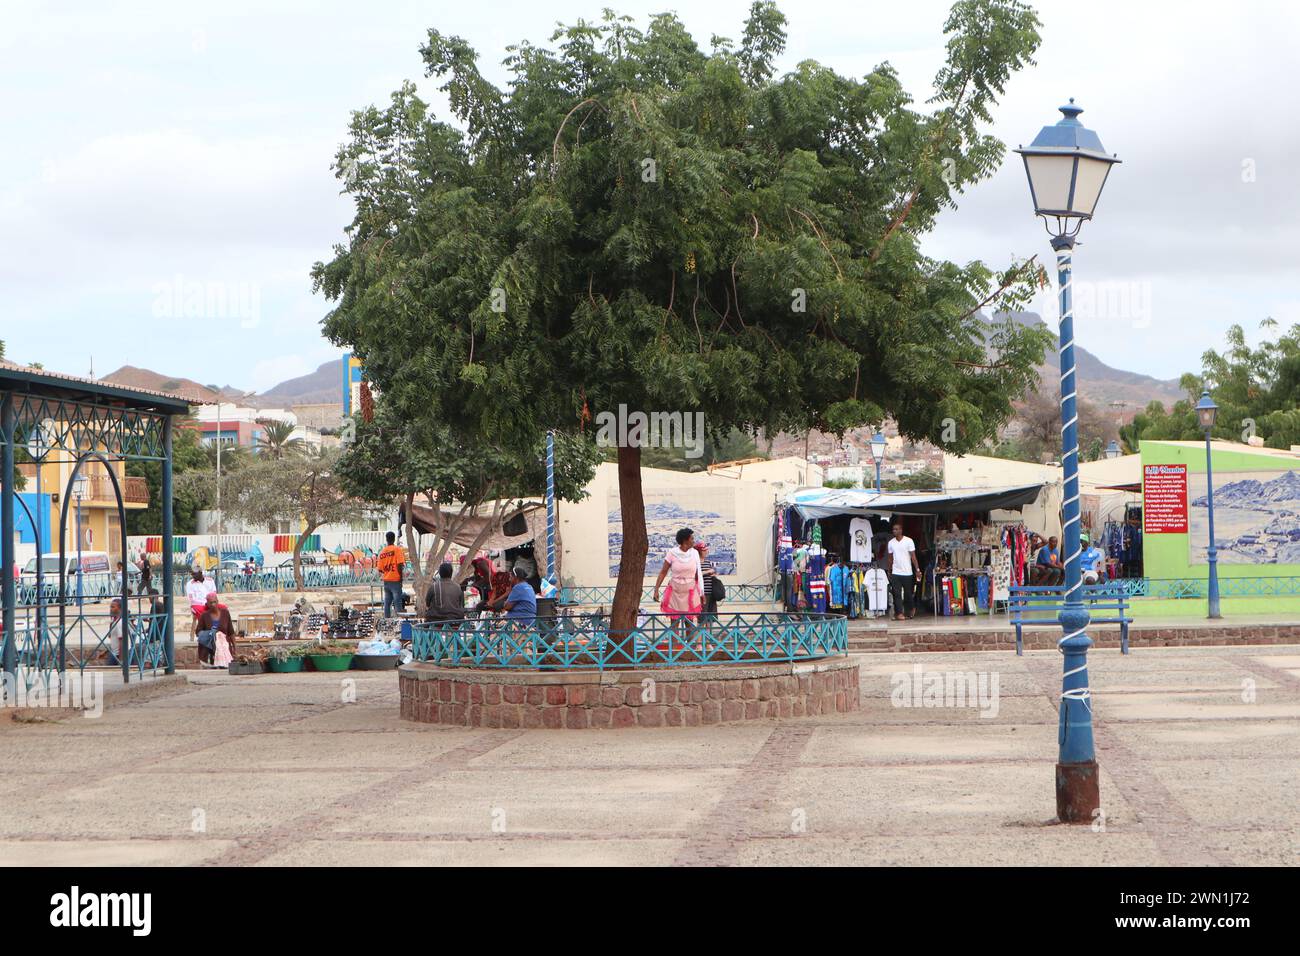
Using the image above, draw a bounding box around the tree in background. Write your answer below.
[883,468,945,491]
[314,1,1049,642]
[1121,320,1300,452]
[997,390,1116,462]
[126,420,212,537]
[212,449,364,590]
[622,427,765,473]
[255,419,307,459]
[335,404,599,612]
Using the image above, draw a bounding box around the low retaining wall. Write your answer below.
[399,657,860,728]
[848,622,1300,653]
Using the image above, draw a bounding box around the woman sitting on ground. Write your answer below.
[196,593,236,666]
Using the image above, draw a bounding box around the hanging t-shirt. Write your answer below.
[849,517,874,563]
[887,536,916,576]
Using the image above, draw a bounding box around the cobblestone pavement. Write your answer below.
[1,644,1297,866]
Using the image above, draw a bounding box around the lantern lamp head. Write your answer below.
[1016,100,1121,243]
[1195,389,1218,432]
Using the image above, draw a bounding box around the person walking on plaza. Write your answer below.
[377,531,406,618]
[136,554,151,595]
[694,541,718,617]
[887,522,921,621]
[654,528,705,645]
[423,562,465,625]
[185,568,216,636]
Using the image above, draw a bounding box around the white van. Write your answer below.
[21,553,139,597]
[24,552,113,578]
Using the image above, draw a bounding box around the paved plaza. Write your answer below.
[0,644,1297,866]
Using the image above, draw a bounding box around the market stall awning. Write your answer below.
[786,484,1044,519]
[399,500,546,551]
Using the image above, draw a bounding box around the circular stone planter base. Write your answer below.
[398,657,860,728]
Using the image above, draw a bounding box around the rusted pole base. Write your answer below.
[1056,760,1100,824]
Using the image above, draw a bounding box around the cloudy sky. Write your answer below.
[3,0,1297,393]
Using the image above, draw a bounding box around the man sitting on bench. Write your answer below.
[1080,534,1105,585]
[1033,535,1064,586]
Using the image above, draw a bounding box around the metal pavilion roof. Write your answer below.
[0,361,195,415]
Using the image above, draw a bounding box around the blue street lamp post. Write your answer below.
[1017,100,1121,823]
[545,430,556,588]
[869,431,886,493]
[73,475,87,607]
[1195,389,1221,619]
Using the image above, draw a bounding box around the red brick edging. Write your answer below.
[398,657,860,728]
[849,622,1300,653]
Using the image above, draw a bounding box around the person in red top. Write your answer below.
[377,531,406,618]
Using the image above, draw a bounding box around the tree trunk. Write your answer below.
[609,444,647,663]
[402,493,426,613]
[291,534,306,591]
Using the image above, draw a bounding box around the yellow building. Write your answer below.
[18,455,149,558]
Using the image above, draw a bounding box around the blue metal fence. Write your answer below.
[1109,576,1300,599]
[6,604,168,692]
[411,610,847,670]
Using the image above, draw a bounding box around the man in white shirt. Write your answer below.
[886,522,921,620]
[185,569,217,635]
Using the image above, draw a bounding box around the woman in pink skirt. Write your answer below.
[652,528,705,625]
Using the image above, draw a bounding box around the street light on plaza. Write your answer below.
[1104,440,1121,460]
[72,474,89,607]
[1016,99,1121,823]
[869,431,887,493]
[1195,389,1222,619]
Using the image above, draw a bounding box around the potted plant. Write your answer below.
[305,640,355,672]
[266,643,307,673]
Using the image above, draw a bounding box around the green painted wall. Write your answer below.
[1130,596,1300,618]
[1140,441,1300,584]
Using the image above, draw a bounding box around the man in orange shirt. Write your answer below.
[377,531,406,618]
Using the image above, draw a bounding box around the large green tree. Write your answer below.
[314,1,1050,642]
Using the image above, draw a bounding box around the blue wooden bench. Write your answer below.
[1008,584,1131,656]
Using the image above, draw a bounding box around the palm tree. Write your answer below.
[256,419,306,459]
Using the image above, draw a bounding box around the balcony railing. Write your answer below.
[14,468,150,507]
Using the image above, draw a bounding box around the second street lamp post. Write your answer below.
[870,431,886,493]
[1195,389,1222,619]
[1017,99,1121,823]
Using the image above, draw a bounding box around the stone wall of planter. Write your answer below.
[398,657,860,728]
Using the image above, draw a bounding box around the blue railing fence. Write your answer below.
[4,602,168,691]
[411,610,847,670]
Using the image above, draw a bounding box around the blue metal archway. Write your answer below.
[1,365,190,693]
